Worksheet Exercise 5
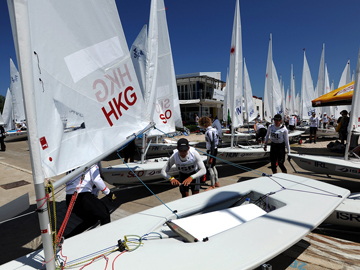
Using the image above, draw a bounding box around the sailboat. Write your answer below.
[100,0,201,185]
[3,1,351,269]
[263,35,303,143]
[289,48,360,180]
[216,0,268,163]
[3,59,28,141]
[300,45,337,138]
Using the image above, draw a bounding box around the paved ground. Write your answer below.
[0,134,359,269]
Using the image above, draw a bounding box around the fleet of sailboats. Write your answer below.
[1,0,360,269]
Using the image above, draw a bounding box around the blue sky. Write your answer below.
[1,0,360,101]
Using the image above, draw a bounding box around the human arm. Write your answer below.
[161,154,180,186]
[283,129,291,154]
[190,151,207,180]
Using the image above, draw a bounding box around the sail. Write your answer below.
[285,87,290,116]
[323,63,333,116]
[146,0,183,134]
[315,44,325,116]
[10,58,25,123]
[281,81,286,118]
[130,24,147,98]
[337,60,351,117]
[290,65,296,115]
[8,0,150,178]
[295,93,300,116]
[223,70,229,123]
[263,34,282,122]
[0,112,4,125]
[345,48,360,159]
[301,50,315,120]
[228,0,243,128]
[2,88,14,131]
[243,59,255,122]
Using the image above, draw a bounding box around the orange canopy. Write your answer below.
[312,81,354,107]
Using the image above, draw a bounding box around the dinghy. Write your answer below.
[100,0,194,183]
[2,173,349,270]
[3,59,28,141]
[4,1,352,269]
[289,47,360,179]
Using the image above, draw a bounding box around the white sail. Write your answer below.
[281,81,286,118]
[2,88,14,131]
[323,63,333,116]
[0,112,3,125]
[301,50,315,120]
[263,34,282,122]
[285,86,290,116]
[243,58,255,122]
[345,48,360,159]
[290,65,296,115]
[295,93,300,117]
[337,60,351,117]
[223,70,229,123]
[130,24,147,98]
[10,58,25,123]
[9,0,150,178]
[315,44,325,117]
[228,0,243,128]
[146,0,183,134]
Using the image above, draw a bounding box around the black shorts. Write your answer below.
[255,128,267,141]
[310,127,317,135]
[179,171,200,193]
[289,125,295,131]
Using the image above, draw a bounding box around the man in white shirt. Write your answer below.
[321,113,330,129]
[161,138,206,197]
[65,164,116,238]
[309,111,319,143]
[211,116,223,142]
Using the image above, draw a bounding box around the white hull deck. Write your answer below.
[288,153,360,179]
[288,130,304,143]
[2,174,349,270]
[222,132,255,144]
[324,193,360,228]
[4,130,27,141]
[101,155,208,185]
[136,140,197,156]
[217,145,270,164]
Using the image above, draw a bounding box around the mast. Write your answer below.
[8,1,56,268]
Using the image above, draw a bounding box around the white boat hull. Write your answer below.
[288,153,360,179]
[4,130,27,141]
[324,193,360,228]
[101,155,208,185]
[217,145,270,163]
[2,174,349,270]
[222,132,255,143]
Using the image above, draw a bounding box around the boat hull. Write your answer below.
[4,130,27,141]
[2,174,349,270]
[217,145,270,163]
[288,153,360,179]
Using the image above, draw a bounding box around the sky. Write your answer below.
[1,0,360,101]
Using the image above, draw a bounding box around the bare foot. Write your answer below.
[205,186,216,191]
[215,182,220,187]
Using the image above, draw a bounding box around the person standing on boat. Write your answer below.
[254,119,267,144]
[195,114,199,124]
[161,138,206,197]
[309,111,319,143]
[0,124,6,151]
[65,164,116,238]
[199,116,220,191]
[264,114,291,174]
[321,113,330,129]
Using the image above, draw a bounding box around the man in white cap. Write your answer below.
[321,112,330,129]
[309,111,319,143]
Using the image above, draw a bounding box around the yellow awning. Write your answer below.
[312,81,354,107]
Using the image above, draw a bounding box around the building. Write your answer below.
[176,72,225,125]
